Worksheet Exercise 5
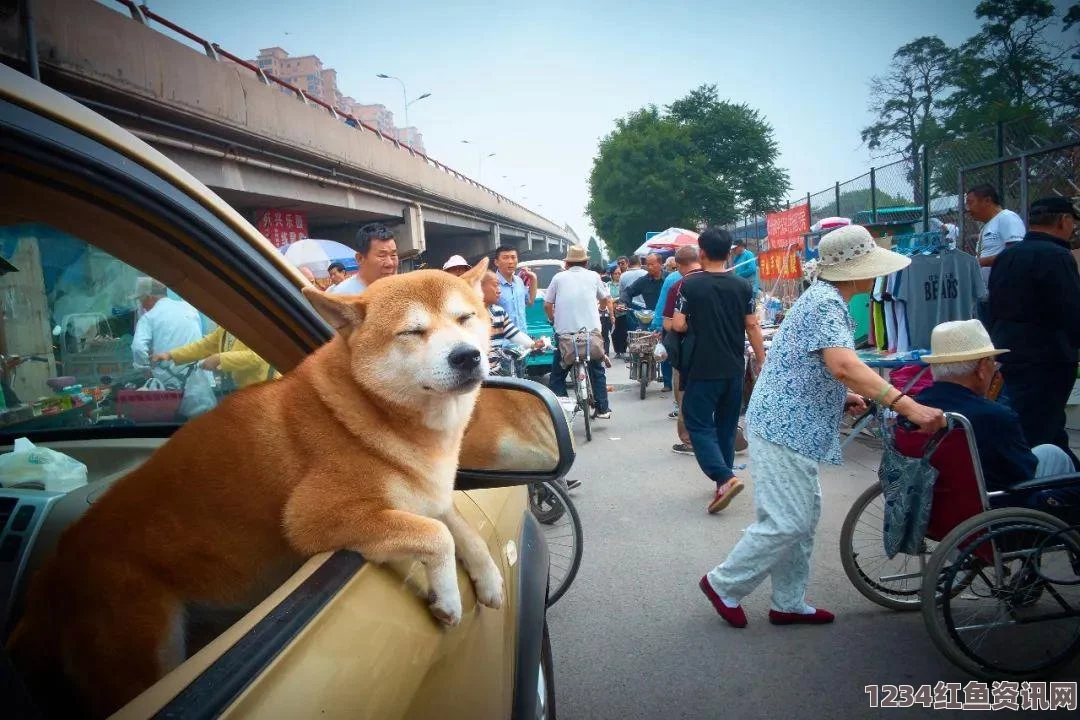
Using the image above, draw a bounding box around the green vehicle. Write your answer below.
[518,260,565,376]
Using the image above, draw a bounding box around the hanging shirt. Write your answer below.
[894,250,985,350]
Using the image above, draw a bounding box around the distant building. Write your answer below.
[250,47,422,151]
[394,126,425,152]
[251,47,340,107]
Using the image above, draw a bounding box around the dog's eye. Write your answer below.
[456,313,476,325]
[397,328,426,337]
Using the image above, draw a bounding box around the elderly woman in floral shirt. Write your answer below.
[699,225,945,628]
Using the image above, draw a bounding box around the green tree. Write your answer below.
[588,86,789,257]
[587,236,603,267]
[944,0,1080,134]
[861,37,954,204]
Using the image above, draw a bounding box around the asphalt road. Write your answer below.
[545,374,1079,720]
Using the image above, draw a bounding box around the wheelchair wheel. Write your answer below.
[840,484,931,610]
[919,507,1080,679]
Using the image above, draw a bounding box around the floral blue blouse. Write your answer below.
[746,281,855,464]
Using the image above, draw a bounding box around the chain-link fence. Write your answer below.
[733,112,1079,246]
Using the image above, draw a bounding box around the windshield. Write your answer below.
[530,265,562,290]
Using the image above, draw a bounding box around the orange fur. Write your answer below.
[7,261,504,718]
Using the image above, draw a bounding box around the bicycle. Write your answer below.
[556,329,595,442]
[528,479,584,606]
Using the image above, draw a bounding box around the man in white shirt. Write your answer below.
[544,245,614,419]
[130,278,216,418]
[966,183,1026,288]
[329,223,399,295]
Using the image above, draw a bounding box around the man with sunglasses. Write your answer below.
[916,319,1075,492]
[329,223,399,295]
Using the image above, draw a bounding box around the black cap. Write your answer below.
[733,238,746,246]
[1030,197,1080,220]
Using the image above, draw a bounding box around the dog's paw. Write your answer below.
[428,591,463,627]
[473,568,504,609]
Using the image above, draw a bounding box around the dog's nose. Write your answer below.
[448,344,481,371]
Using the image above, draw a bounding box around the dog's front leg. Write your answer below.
[442,504,504,610]
[285,499,462,626]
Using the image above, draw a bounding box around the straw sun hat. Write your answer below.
[816,225,910,282]
[564,245,589,263]
[922,319,1009,364]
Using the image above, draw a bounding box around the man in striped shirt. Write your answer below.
[483,271,543,374]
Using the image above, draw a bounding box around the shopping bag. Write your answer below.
[0,437,88,492]
[878,424,947,558]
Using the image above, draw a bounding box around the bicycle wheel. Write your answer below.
[536,480,584,607]
[529,482,566,524]
[638,361,648,400]
[920,508,1080,679]
[575,362,592,442]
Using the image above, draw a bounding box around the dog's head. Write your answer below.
[304,259,492,424]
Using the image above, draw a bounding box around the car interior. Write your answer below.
[0,163,309,671]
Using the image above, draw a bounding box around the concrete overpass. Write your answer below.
[0,0,571,267]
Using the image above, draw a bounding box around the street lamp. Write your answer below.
[375,74,431,129]
[460,140,495,181]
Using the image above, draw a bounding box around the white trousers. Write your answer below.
[1033,444,1075,478]
[708,431,822,613]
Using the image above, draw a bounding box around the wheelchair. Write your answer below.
[840,411,1080,679]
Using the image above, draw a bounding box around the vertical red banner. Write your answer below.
[256,209,309,248]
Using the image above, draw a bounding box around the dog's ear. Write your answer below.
[302,286,366,330]
[460,257,489,299]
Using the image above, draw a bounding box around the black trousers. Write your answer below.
[1001,361,1079,470]
[612,314,628,354]
[600,315,613,355]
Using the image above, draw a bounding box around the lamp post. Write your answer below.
[461,140,495,182]
[375,74,430,129]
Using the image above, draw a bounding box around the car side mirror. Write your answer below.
[456,377,575,490]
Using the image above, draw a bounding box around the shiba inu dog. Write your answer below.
[8,260,502,718]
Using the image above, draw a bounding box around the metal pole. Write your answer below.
[398,79,409,128]
[870,167,877,223]
[20,0,40,81]
[958,168,965,253]
[835,182,841,217]
[995,120,1004,194]
[922,145,931,232]
[1019,153,1029,226]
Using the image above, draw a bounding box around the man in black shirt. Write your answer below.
[623,253,666,312]
[988,197,1080,467]
[673,228,766,514]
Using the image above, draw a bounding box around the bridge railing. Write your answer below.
[111,0,546,224]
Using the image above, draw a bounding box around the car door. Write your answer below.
[0,67,517,719]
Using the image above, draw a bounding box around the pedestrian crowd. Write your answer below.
[286,194,1079,630]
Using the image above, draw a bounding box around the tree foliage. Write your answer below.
[861,36,953,203]
[586,236,603,266]
[588,85,789,257]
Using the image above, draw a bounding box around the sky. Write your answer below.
[100,0,1049,247]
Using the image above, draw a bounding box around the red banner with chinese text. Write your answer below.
[766,204,810,249]
[758,248,802,282]
[256,209,309,248]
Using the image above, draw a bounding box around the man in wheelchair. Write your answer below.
[915,320,1080,519]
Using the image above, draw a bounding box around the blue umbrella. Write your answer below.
[281,238,357,278]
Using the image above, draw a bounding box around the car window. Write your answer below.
[530,264,561,289]
[0,222,278,440]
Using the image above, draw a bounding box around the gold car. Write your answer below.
[0,64,571,719]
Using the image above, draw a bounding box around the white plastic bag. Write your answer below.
[653,342,668,361]
[0,437,89,492]
[139,377,166,391]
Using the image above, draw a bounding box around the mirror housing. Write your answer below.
[455,377,575,490]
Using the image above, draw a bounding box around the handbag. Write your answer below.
[557,330,606,366]
[878,421,949,558]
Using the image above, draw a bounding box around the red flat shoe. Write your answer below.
[768,608,835,625]
[699,575,747,628]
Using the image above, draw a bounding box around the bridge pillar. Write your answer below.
[489,223,501,251]
[397,204,426,256]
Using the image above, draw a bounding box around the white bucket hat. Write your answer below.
[922,319,1009,364]
[442,255,470,271]
[816,225,910,281]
